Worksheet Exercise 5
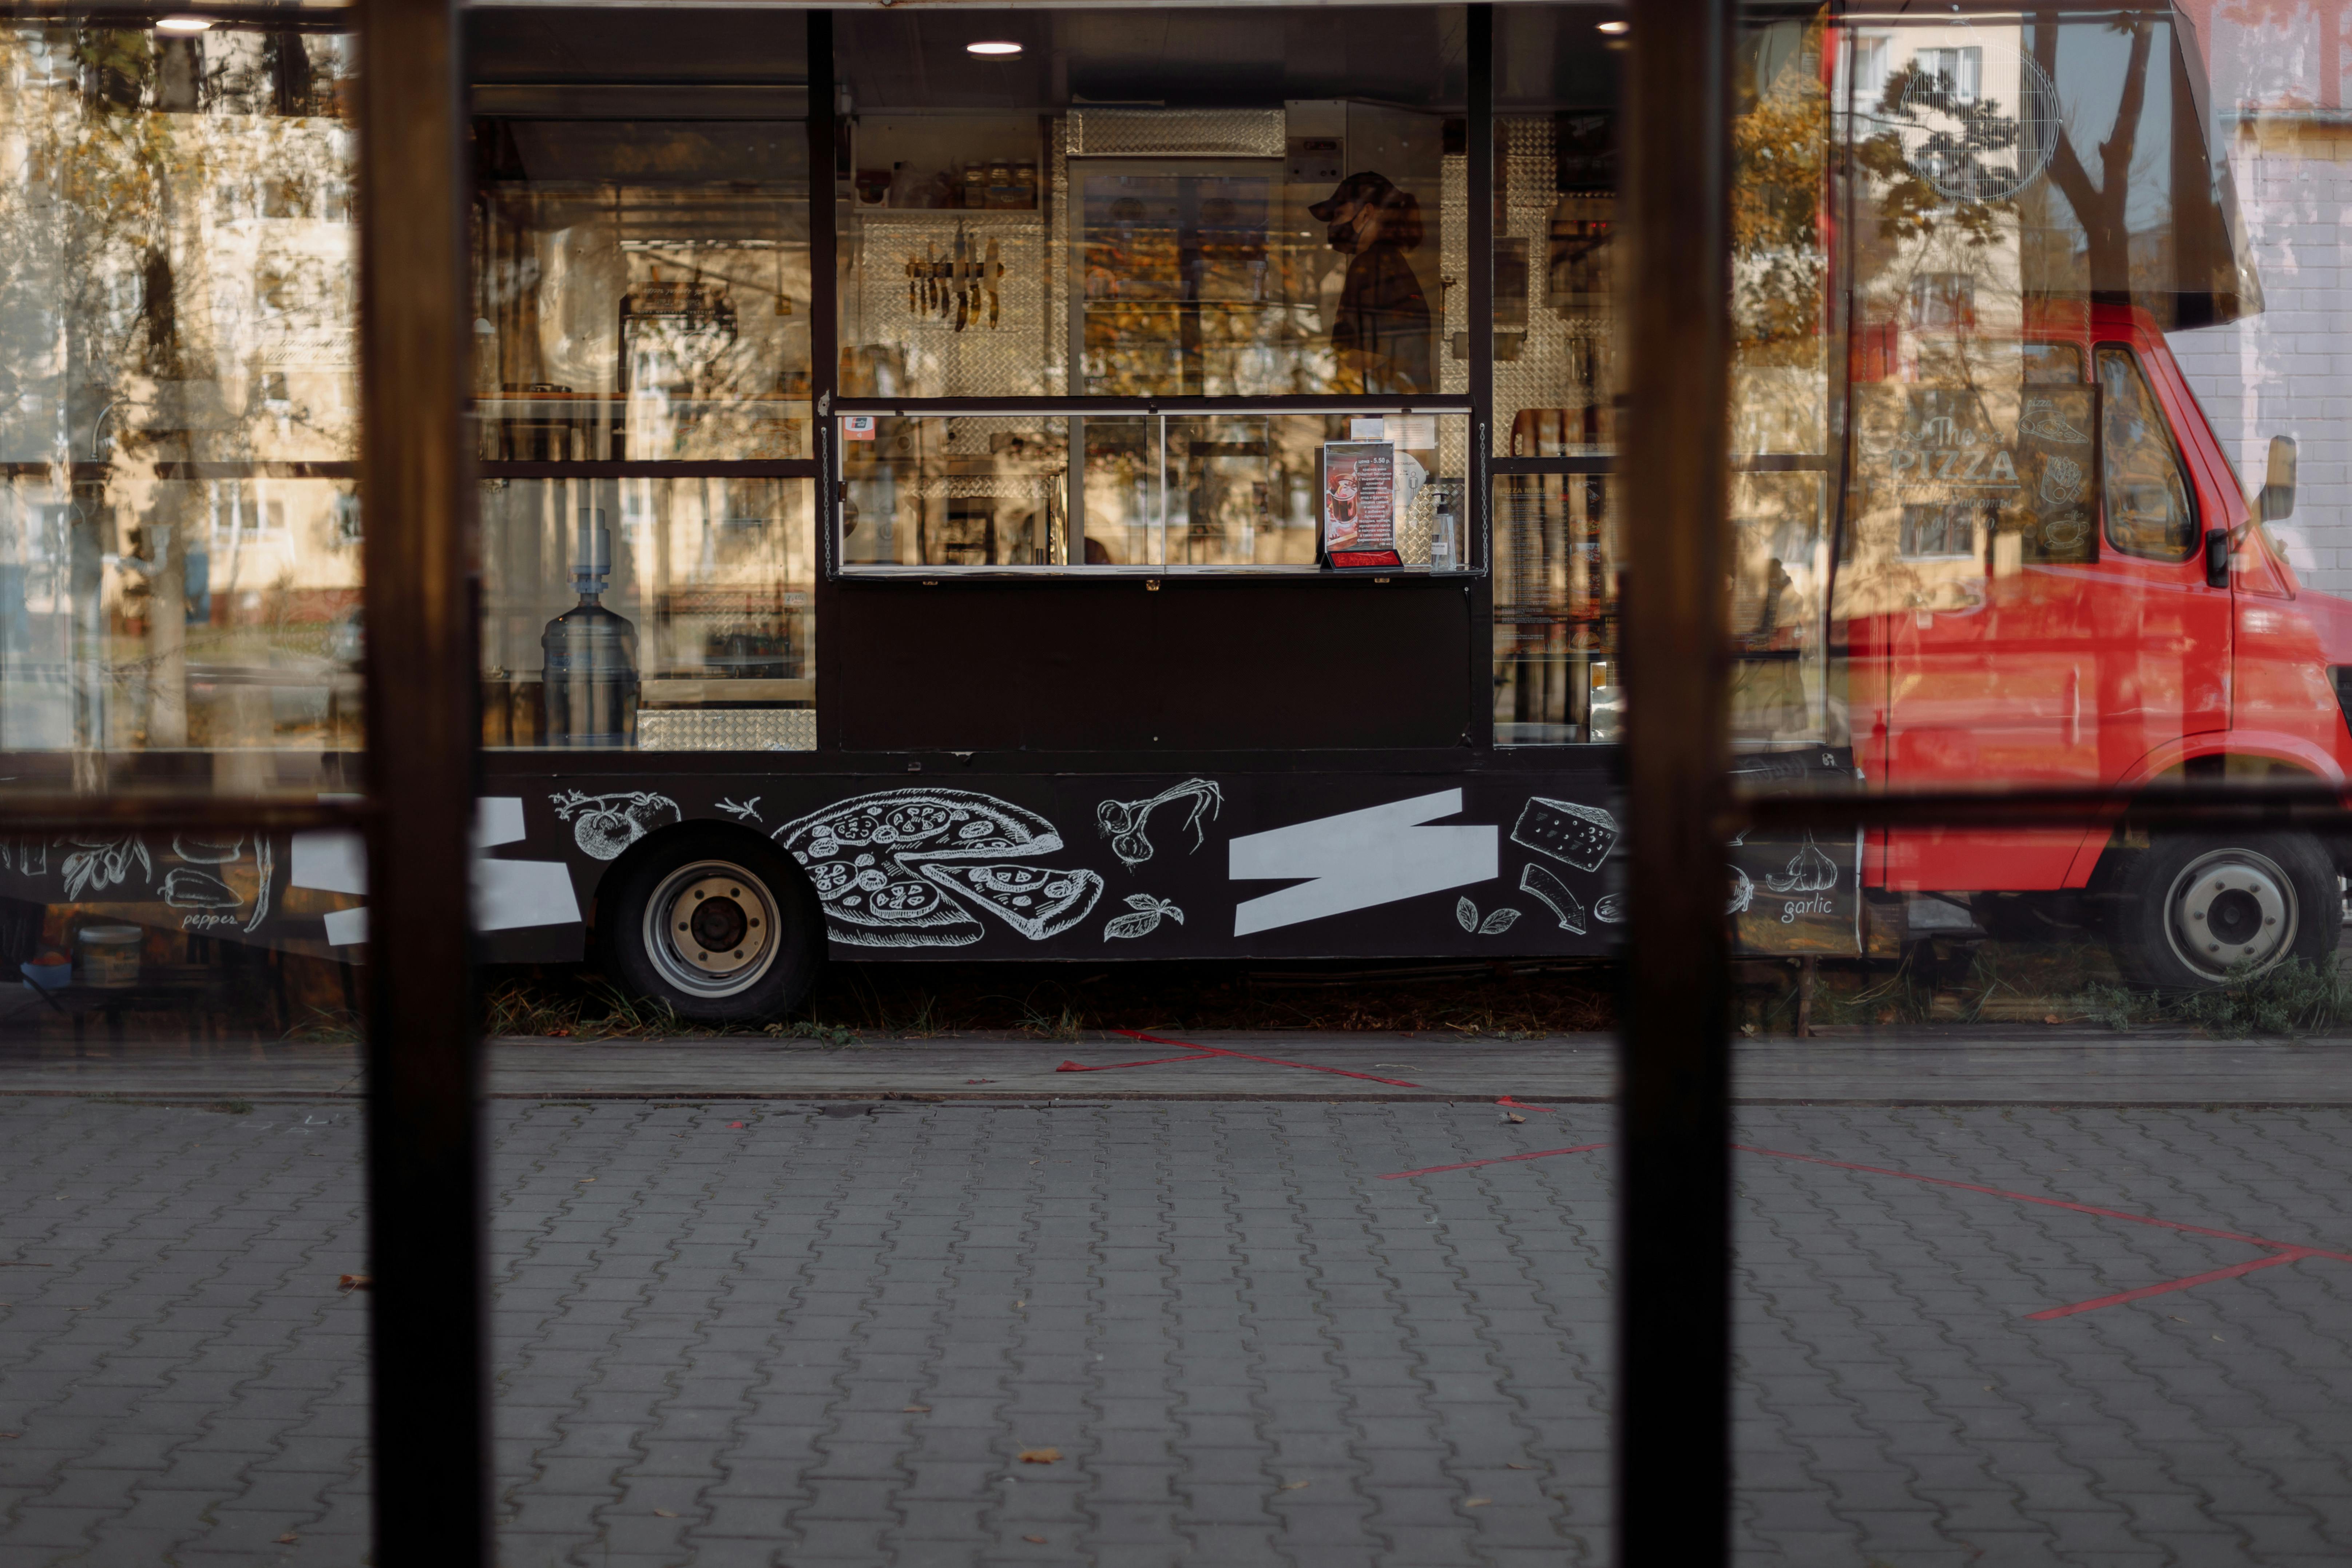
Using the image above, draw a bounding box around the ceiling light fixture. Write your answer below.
[1597,19,1630,34]
[967,40,1022,57]
[155,15,215,31]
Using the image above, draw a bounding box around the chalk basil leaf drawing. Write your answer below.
[1096,779,1223,870]
[1519,864,1587,935]
[1478,907,1522,935]
[776,789,1103,948]
[550,790,683,860]
[1456,896,1479,933]
[1762,831,1838,894]
[1104,894,1184,941]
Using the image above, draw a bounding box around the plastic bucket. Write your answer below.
[76,925,143,988]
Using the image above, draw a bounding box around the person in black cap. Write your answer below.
[1309,171,1432,395]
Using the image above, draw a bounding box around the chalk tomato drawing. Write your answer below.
[775,789,1104,948]
[550,790,683,860]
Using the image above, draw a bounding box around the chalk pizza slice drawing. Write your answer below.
[775,789,1103,948]
[1511,798,1619,873]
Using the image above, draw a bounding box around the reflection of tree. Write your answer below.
[1733,17,1829,363]
[2032,12,2154,299]
[1852,63,2018,256]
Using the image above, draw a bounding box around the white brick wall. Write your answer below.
[2168,118,2352,595]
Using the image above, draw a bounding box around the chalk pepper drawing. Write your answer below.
[244,838,274,933]
[1519,864,1586,934]
[551,790,683,860]
[1511,797,1618,872]
[1763,832,1838,895]
[162,868,240,909]
[1104,895,1184,941]
[776,789,1103,948]
[60,836,151,900]
[1455,896,1522,936]
[1096,779,1223,870]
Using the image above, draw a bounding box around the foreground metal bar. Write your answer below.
[357,0,487,1559]
[1617,0,1734,1560]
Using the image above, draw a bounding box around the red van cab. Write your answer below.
[1844,302,2347,986]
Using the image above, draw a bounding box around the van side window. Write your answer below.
[2022,342,2082,384]
[2096,346,2197,561]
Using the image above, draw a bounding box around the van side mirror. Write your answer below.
[2260,433,2297,521]
[2204,528,2232,588]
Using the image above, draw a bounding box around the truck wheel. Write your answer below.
[2111,833,2341,988]
[598,826,822,1024]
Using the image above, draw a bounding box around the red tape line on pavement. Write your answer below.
[1731,1143,2352,1262]
[2026,1249,2319,1320]
[1107,1029,1433,1089]
[1055,1053,1219,1073]
[1380,1141,1612,1180]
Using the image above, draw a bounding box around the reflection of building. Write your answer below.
[2166,0,2352,591]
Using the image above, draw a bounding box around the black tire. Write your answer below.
[597,825,823,1024]
[2108,832,2341,989]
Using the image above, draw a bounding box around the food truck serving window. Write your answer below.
[830,5,1476,578]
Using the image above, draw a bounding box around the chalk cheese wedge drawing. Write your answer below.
[1511,798,1619,873]
[776,789,1104,948]
[1519,863,1587,934]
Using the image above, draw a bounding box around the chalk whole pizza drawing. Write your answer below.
[774,789,1104,948]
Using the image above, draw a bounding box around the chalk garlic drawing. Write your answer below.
[1519,864,1587,934]
[1593,892,1626,924]
[1763,832,1838,895]
[1104,894,1184,941]
[1727,865,1756,916]
[1455,896,1523,936]
[551,790,683,860]
[1096,779,1223,870]
[776,789,1102,948]
[1511,798,1618,872]
[60,836,151,900]
[162,868,240,909]
[716,797,764,825]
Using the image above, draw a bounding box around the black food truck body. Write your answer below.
[0,4,2249,1019]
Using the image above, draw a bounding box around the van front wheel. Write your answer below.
[598,826,823,1024]
[2110,833,2340,989]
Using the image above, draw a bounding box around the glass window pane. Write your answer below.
[837,9,1467,401]
[2096,345,2197,562]
[473,122,812,462]
[481,477,815,750]
[845,412,1469,572]
[1492,471,1615,744]
[0,21,362,797]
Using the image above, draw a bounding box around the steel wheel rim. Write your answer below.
[642,859,781,999]
[2163,847,2296,982]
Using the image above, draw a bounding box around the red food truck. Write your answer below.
[0,4,2332,1018]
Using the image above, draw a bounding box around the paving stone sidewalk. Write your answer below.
[1,1097,2349,1566]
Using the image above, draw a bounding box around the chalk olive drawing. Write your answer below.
[551,790,683,860]
[60,837,151,900]
[775,789,1103,948]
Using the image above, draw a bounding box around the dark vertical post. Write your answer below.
[356,0,487,1561]
[1617,0,1733,1561]
[808,9,840,743]
[1465,4,1495,742]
